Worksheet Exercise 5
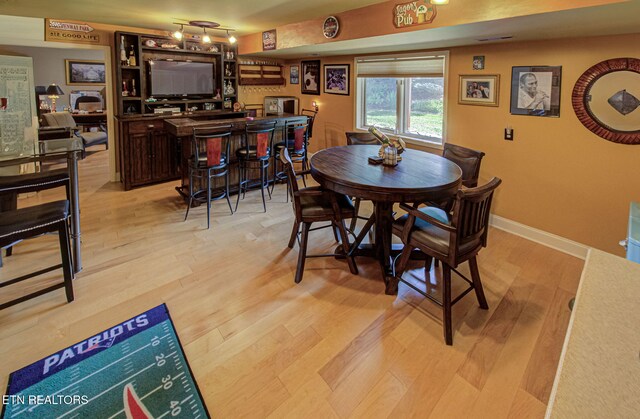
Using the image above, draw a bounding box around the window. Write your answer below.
[355,52,448,145]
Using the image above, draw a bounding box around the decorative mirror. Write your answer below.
[572,58,640,144]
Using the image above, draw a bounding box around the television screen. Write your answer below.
[149,61,215,97]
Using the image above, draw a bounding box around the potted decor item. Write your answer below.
[367,126,406,165]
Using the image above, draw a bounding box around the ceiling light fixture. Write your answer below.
[171,20,237,45]
[429,0,449,4]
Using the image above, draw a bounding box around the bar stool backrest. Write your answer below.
[192,125,232,168]
[245,122,276,159]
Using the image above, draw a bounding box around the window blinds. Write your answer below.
[355,54,445,78]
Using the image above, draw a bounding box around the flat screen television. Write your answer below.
[149,60,215,97]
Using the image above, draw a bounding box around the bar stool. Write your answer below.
[184,125,233,229]
[271,120,310,201]
[0,200,74,310]
[0,168,70,265]
[235,121,276,213]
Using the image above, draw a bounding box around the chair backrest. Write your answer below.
[42,112,77,129]
[442,143,485,188]
[192,125,232,167]
[244,103,264,117]
[449,177,501,260]
[285,120,309,153]
[345,131,379,145]
[245,121,276,159]
[300,108,317,138]
[279,148,301,215]
[75,95,101,110]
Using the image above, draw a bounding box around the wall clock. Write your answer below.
[572,57,640,144]
[323,16,339,39]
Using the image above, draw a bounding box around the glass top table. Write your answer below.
[1,138,85,273]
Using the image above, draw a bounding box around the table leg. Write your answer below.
[372,202,399,295]
[67,153,82,274]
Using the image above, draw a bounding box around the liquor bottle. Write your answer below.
[128,45,137,67]
[131,79,137,97]
[122,80,129,97]
[367,126,389,144]
[120,36,127,66]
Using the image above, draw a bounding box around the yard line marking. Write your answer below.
[56,363,155,419]
[180,394,193,405]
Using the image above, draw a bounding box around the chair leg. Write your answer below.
[265,161,272,200]
[332,223,339,242]
[295,222,311,283]
[58,220,74,303]
[259,161,267,213]
[442,264,453,345]
[206,174,212,229]
[301,158,308,187]
[288,220,300,248]
[469,256,489,309]
[424,255,433,277]
[184,169,193,222]
[336,219,358,275]
[235,162,243,212]
[350,198,361,233]
[225,170,233,215]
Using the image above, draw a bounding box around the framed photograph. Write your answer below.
[65,60,105,85]
[510,66,562,117]
[262,30,276,51]
[458,74,499,106]
[473,56,485,70]
[301,60,321,95]
[290,65,299,84]
[323,64,350,95]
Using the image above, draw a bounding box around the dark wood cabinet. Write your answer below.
[119,120,179,190]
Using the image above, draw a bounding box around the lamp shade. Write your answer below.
[46,84,64,96]
[35,85,47,95]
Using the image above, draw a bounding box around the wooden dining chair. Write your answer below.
[442,143,485,188]
[280,148,358,284]
[391,177,502,345]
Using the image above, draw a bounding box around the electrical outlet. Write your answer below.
[504,127,514,141]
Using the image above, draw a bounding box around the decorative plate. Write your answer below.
[144,39,158,47]
[323,16,339,39]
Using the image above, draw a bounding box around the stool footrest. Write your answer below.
[0,264,62,288]
[0,281,66,310]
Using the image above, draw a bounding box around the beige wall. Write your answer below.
[239,32,640,255]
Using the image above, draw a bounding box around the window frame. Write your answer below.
[355,51,449,148]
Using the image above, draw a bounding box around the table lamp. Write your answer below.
[46,84,64,112]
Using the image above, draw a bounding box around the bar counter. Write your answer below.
[164,113,307,201]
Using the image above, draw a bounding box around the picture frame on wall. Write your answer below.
[262,30,276,51]
[323,64,350,95]
[458,74,499,106]
[290,65,299,84]
[510,65,562,117]
[301,60,321,95]
[65,60,105,85]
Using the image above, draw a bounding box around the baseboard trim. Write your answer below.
[490,215,589,260]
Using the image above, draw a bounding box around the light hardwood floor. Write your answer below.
[0,150,583,418]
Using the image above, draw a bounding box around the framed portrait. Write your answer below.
[301,60,321,95]
[473,56,485,70]
[323,64,350,95]
[510,66,562,117]
[65,60,105,85]
[458,74,499,106]
[290,65,299,84]
[262,29,276,51]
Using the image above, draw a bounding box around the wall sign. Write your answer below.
[393,1,437,28]
[45,19,104,45]
[323,16,339,39]
[572,57,640,144]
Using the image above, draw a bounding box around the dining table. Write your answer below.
[0,137,84,273]
[310,144,462,294]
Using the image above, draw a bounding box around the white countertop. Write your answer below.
[546,248,640,418]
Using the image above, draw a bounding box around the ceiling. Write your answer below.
[0,0,639,57]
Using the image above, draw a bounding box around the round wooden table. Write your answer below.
[310,145,462,294]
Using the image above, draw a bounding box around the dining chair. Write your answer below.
[280,148,358,283]
[443,143,485,188]
[345,131,380,232]
[391,177,502,345]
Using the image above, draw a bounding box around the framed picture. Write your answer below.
[290,65,299,84]
[510,66,562,117]
[65,60,105,85]
[301,60,321,95]
[458,74,499,106]
[262,29,276,51]
[473,56,485,70]
[323,64,350,95]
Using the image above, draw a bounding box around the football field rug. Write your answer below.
[1,304,209,418]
